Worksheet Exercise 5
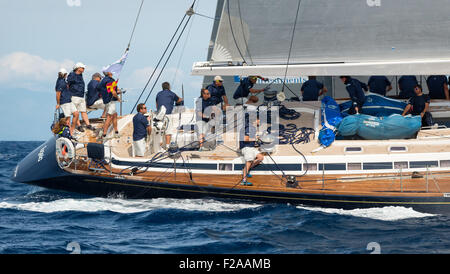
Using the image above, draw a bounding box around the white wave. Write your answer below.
[0,198,261,214]
[296,206,435,221]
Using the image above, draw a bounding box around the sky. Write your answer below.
[0,0,217,141]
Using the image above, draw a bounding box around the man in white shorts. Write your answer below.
[67,62,94,132]
[132,103,151,157]
[55,68,78,135]
[239,112,264,186]
[98,71,121,140]
[86,72,106,118]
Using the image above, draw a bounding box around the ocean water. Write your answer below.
[1,141,450,254]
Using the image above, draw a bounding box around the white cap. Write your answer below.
[214,75,223,82]
[59,68,67,74]
[73,62,86,70]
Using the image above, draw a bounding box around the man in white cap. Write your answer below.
[67,62,95,132]
[206,76,229,111]
[55,68,78,135]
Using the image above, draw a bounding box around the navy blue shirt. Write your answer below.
[98,76,116,104]
[132,113,149,141]
[398,76,418,99]
[427,75,448,99]
[67,72,85,98]
[345,77,366,106]
[206,82,226,105]
[233,77,254,100]
[156,89,180,115]
[368,76,391,96]
[55,77,71,105]
[86,79,101,106]
[196,97,215,122]
[408,94,430,115]
[301,79,324,101]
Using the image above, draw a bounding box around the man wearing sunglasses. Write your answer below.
[133,103,151,157]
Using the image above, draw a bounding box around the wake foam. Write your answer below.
[296,206,435,221]
[0,198,261,214]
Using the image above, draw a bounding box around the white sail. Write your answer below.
[195,0,450,76]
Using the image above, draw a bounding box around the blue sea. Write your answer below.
[1,141,450,254]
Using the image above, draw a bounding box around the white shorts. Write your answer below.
[71,96,87,113]
[241,147,260,162]
[196,121,210,136]
[88,99,105,110]
[166,113,180,135]
[105,101,116,115]
[133,138,147,157]
[61,102,77,117]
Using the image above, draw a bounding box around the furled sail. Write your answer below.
[195,0,450,76]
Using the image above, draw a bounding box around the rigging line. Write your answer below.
[127,0,145,50]
[226,0,247,64]
[237,0,253,65]
[130,1,195,114]
[142,12,194,106]
[281,0,302,94]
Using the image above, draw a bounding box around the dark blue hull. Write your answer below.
[11,137,450,214]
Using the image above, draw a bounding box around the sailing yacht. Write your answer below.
[12,0,450,214]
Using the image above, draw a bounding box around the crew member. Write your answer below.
[233,76,268,105]
[206,76,230,110]
[300,76,328,101]
[51,117,74,140]
[402,84,433,127]
[133,103,151,157]
[67,62,94,132]
[239,112,264,186]
[368,75,392,96]
[426,75,449,100]
[398,75,418,99]
[55,68,78,136]
[86,72,106,118]
[339,76,366,115]
[195,88,216,150]
[155,82,183,146]
[98,71,121,140]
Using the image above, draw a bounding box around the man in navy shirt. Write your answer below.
[426,75,449,100]
[55,68,78,136]
[206,76,230,110]
[300,76,328,101]
[339,76,366,115]
[233,76,268,105]
[67,62,94,132]
[132,103,151,157]
[368,76,392,96]
[402,84,433,126]
[398,75,418,99]
[98,71,121,140]
[155,82,183,146]
[195,88,217,150]
[86,73,106,118]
